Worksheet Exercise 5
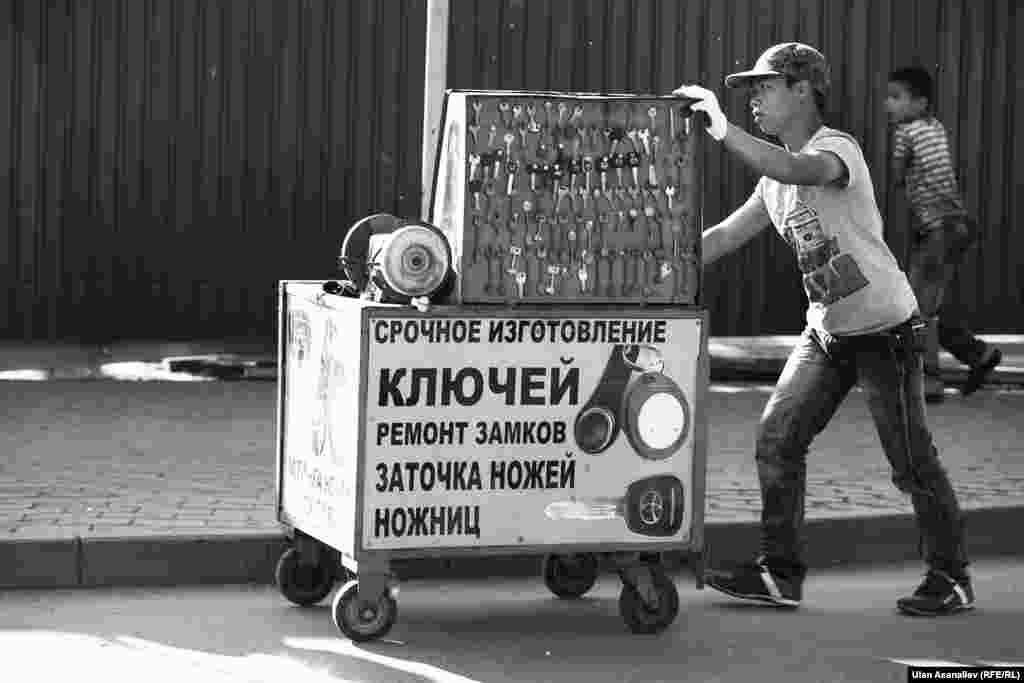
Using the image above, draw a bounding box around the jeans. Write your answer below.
[756,320,968,578]
[907,217,988,374]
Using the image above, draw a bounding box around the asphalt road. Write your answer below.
[3,559,1023,683]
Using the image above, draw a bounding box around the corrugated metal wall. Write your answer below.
[445,0,1022,335]
[0,0,426,340]
[1,0,1019,340]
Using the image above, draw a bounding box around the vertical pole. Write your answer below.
[421,0,450,220]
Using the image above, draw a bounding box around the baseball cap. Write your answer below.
[725,42,831,93]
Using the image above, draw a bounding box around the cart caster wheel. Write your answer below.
[543,553,599,599]
[332,580,397,643]
[275,547,336,607]
[618,567,679,634]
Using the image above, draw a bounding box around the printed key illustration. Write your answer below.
[544,475,685,537]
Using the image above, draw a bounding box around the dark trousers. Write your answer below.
[907,217,988,374]
[756,320,968,579]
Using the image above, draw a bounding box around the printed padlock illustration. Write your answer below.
[573,344,690,460]
[545,475,685,537]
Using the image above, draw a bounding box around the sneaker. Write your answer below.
[705,558,802,607]
[897,569,975,616]
[962,347,1002,396]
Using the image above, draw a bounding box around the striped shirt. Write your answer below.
[892,117,966,229]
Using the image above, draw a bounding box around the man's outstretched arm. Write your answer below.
[702,192,772,266]
[674,84,847,187]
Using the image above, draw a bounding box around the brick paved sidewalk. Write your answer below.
[3,382,1022,541]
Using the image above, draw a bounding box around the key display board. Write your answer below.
[430,90,702,305]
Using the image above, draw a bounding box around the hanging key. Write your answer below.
[638,128,651,157]
[642,250,656,296]
[598,156,610,194]
[469,179,483,212]
[515,270,527,299]
[627,150,642,187]
[512,103,523,123]
[507,245,522,274]
[479,151,494,180]
[503,132,515,161]
[558,102,569,128]
[493,148,506,181]
[544,101,554,128]
[649,253,665,290]
[648,106,659,134]
[498,102,511,127]
[469,123,480,149]
[675,253,692,301]
[665,185,677,212]
[613,153,628,188]
[645,203,660,249]
[603,127,617,156]
[621,249,634,297]
[682,106,692,136]
[469,153,482,181]
[582,156,594,193]
[506,159,520,195]
[577,262,589,293]
[544,264,562,295]
[670,215,683,261]
[471,100,482,125]
[535,214,547,246]
[627,128,639,154]
[552,161,566,197]
[605,249,619,298]
[526,104,540,133]
[557,213,572,263]
[569,158,582,193]
[488,124,498,148]
[556,185,572,212]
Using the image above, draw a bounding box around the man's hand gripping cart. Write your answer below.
[273,91,710,641]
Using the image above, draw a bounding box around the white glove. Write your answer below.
[672,84,728,141]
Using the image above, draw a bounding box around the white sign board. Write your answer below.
[279,295,360,556]
[361,314,702,551]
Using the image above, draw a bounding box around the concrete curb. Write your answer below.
[3,506,1021,590]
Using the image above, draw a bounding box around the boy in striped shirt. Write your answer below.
[887,66,1001,402]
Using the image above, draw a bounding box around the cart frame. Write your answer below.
[274,280,710,639]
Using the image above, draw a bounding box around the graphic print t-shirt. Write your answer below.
[756,127,918,336]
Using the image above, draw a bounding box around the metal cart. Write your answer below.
[274,281,709,641]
